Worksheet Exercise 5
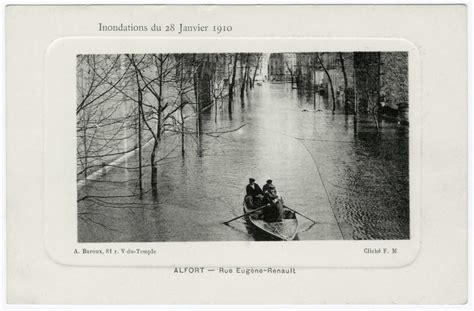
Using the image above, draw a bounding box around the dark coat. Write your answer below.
[262,183,273,194]
[246,183,264,198]
[264,190,278,204]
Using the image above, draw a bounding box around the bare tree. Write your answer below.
[250,54,262,89]
[338,52,349,114]
[316,53,337,112]
[128,54,177,195]
[171,54,195,156]
[77,54,156,209]
[126,54,148,198]
[285,60,296,89]
[77,55,135,182]
[193,54,202,157]
[209,54,228,122]
[228,53,238,113]
[77,52,255,210]
[240,53,250,100]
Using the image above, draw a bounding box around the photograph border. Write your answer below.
[44,36,421,268]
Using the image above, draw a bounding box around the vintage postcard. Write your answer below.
[6,4,468,304]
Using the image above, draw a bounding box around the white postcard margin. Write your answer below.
[7,5,467,304]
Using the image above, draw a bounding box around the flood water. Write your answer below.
[78,83,409,242]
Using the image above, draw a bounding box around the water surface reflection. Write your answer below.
[78,83,409,241]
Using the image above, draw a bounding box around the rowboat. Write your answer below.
[243,199,298,241]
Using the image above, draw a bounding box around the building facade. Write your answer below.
[268,53,296,81]
[353,52,408,116]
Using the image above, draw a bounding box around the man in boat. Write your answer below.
[263,184,284,222]
[245,178,264,209]
[262,179,273,194]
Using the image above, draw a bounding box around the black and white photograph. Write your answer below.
[77,52,409,242]
[6,2,469,305]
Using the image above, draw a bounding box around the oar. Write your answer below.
[285,206,317,224]
[223,204,267,224]
[280,196,317,224]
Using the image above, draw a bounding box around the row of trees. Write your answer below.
[77,53,262,202]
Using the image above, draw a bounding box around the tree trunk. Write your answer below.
[180,106,185,157]
[251,55,261,89]
[317,55,336,112]
[150,55,163,196]
[228,53,238,114]
[339,52,349,114]
[179,58,186,157]
[353,62,358,115]
[377,52,381,106]
[150,139,158,198]
[137,90,143,199]
[312,61,316,110]
[285,60,295,89]
[193,54,203,157]
[214,96,218,123]
[369,96,380,133]
[82,122,88,179]
[240,54,249,99]
[213,55,218,123]
[130,61,144,199]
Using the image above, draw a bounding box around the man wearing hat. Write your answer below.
[245,178,264,209]
[262,179,273,194]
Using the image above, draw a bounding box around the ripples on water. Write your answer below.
[78,83,409,242]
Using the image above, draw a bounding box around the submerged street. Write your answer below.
[78,82,409,242]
